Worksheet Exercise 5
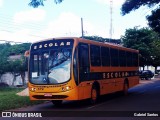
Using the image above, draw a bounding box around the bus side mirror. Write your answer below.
[24,50,30,57]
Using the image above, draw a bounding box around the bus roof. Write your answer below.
[31,37,138,53]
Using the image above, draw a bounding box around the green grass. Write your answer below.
[0,87,43,111]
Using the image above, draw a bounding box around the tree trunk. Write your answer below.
[12,73,16,87]
[0,74,2,83]
[155,66,157,74]
[20,72,25,86]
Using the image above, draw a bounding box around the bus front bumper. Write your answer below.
[29,87,78,101]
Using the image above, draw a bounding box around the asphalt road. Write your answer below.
[1,78,160,120]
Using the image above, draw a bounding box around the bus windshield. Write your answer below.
[30,48,72,84]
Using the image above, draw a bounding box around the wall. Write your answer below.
[0,72,28,86]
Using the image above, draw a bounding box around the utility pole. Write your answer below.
[109,0,113,42]
[81,18,84,38]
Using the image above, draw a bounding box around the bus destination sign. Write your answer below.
[31,39,74,52]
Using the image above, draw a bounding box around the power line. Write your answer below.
[0,19,46,32]
[0,29,47,39]
[0,16,48,39]
[0,13,48,28]
[0,13,48,34]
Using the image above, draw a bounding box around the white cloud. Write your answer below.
[96,0,125,7]
[42,12,121,39]
[13,9,46,24]
[0,0,3,7]
[1,12,122,43]
[43,12,96,38]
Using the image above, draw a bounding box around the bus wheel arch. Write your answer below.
[90,81,100,104]
[123,78,129,96]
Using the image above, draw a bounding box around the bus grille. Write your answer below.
[32,95,68,99]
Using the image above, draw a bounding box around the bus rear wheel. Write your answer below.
[52,100,62,107]
[123,82,128,96]
[90,86,98,104]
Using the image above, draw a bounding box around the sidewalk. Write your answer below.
[154,74,160,78]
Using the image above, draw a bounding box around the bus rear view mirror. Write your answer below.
[24,50,30,57]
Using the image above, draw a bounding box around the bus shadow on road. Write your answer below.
[48,92,130,110]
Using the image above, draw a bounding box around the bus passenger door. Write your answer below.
[78,43,90,99]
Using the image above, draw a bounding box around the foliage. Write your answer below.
[83,36,121,44]
[0,43,11,57]
[121,0,160,34]
[8,43,31,55]
[0,43,11,81]
[0,57,8,82]
[147,9,160,33]
[121,27,160,67]
[83,36,106,42]
[0,43,31,85]
[150,39,160,69]
[28,0,63,8]
[0,43,31,56]
[0,87,43,111]
[121,0,160,15]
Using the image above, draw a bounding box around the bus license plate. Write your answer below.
[44,93,52,97]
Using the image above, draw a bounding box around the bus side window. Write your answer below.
[101,47,110,66]
[126,52,133,67]
[119,50,126,67]
[110,48,119,66]
[133,53,138,66]
[78,43,90,81]
[90,45,101,66]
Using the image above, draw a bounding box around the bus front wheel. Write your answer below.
[52,100,62,107]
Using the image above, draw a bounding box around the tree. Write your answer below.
[150,39,160,72]
[83,36,121,44]
[121,0,160,34]
[147,9,160,33]
[83,36,106,42]
[8,43,31,55]
[0,43,11,83]
[28,0,63,8]
[0,43,30,86]
[0,57,8,83]
[121,27,159,68]
[7,58,27,86]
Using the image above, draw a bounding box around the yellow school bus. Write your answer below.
[27,37,139,106]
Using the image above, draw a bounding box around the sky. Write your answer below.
[0,0,150,43]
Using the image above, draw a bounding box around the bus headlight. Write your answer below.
[61,86,71,92]
[66,86,70,91]
[30,87,36,92]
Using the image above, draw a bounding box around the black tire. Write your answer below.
[90,86,98,104]
[123,82,129,96]
[52,100,63,107]
[145,77,148,80]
